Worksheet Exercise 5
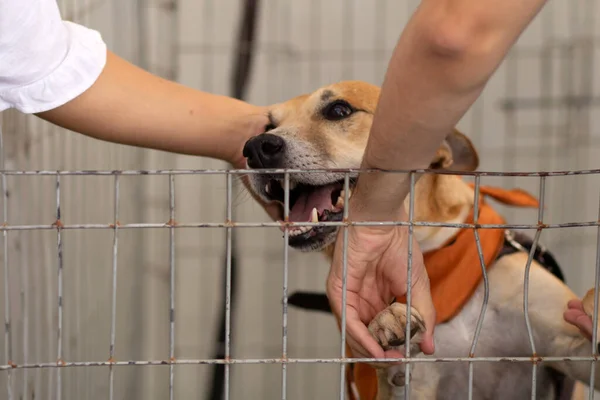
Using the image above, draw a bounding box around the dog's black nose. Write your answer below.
[243,134,285,168]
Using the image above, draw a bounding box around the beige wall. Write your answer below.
[1,0,600,399]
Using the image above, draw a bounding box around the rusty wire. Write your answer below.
[1,167,598,400]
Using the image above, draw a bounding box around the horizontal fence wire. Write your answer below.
[0,168,598,176]
[0,222,596,231]
[2,356,600,370]
[0,170,596,233]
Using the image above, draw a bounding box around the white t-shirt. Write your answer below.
[0,0,107,113]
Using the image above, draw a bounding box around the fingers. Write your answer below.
[327,270,387,361]
[391,260,436,355]
[384,229,436,355]
[565,298,597,342]
[326,282,386,360]
[410,281,436,355]
[564,308,593,341]
[346,315,386,359]
[345,330,375,359]
[567,299,585,312]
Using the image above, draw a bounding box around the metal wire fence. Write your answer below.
[1,0,600,399]
[0,167,598,400]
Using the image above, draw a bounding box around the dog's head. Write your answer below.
[243,80,479,252]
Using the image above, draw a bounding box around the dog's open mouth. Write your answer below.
[263,178,353,247]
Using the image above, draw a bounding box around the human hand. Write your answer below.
[326,207,436,360]
[564,299,594,341]
[229,106,270,169]
[233,107,282,221]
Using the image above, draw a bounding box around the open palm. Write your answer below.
[327,223,436,360]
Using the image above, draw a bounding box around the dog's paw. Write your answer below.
[368,302,426,352]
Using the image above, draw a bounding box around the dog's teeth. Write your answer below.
[287,225,312,237]
[265,183,270,194]
[289,180,297,190]
[335,196,344,209]
[348,188,353,198]
[311,208,319,223]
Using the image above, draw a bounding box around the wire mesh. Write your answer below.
[1,0,600,399]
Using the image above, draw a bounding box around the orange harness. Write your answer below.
[346,185,540,400]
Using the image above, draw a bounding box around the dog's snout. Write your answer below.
[243,134,285,168]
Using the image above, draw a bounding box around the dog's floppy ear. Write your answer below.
[429,129,479,172]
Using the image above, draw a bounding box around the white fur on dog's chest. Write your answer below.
[386,256,564,400]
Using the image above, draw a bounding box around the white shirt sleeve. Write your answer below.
[0,0,107,114]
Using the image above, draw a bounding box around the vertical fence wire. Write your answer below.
[1,122,12,400]
[404,172,416,397]
[108,174,120,400]
[43,121,54,398]
[55,175,63,400]
[589,190,600,396]
[168,174,176,400]
[282,172,290,400]
[338,173,350,400]
[224,172,233,400]
[17,128,28,400]
[522,177,547,399]
[467,175,488,400]
[19,166,28,400]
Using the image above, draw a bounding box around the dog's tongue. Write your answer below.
[289,186,334,222]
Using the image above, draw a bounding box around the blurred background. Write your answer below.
[1,0,599,399]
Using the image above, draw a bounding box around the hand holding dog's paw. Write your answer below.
[326,208,436,363]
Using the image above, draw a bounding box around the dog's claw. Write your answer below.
[388,337,405,348]
[368,303,425,352]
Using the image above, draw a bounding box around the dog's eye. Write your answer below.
[323,101,354,121]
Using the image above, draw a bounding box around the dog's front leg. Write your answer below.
[374,365,438,400]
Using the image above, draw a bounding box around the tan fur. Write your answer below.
[244,81,594,399]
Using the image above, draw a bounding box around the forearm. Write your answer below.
[351,0,547,220]
[36,50,268,166]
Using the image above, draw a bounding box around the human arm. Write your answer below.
[353,0,549,218]
[0,0,269,168]
[36,50,269,168]
[327,0,549,360]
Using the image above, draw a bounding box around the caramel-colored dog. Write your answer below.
[242,81,597,400]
